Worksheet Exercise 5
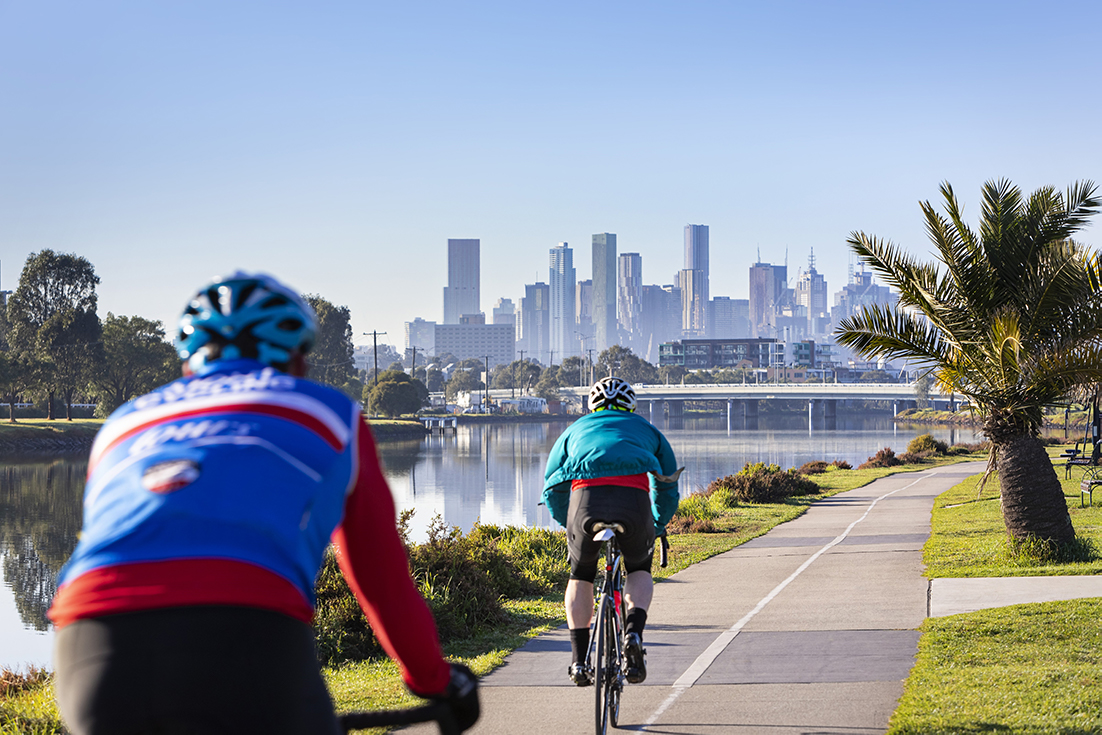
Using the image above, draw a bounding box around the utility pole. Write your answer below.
[586,348,594,386]
[363,331,387,388]
[516,350,526,397]
[482,355,491,413]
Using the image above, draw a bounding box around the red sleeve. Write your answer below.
[331,419,451,697]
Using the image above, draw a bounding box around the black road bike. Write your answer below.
[585,523,669,735]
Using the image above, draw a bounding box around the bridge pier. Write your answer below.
[824,399,837,419]
[667,400,684,418]
[727,399,733,432]
[742,399,758,419]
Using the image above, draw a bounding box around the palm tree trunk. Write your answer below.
[996,434,1075,544]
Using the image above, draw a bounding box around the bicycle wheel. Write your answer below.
[593,589,623,733]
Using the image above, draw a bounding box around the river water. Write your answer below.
[0,414,981,671]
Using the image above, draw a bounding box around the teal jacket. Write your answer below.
[542,409,680,532]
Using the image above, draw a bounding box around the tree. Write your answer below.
[558,356,586,387]
[0,351,37,423]
[595,346,660,385]
[6,250,101,420]
[424,367,445,393]
[92,314,179,416]
[39,307,103,419]
[534,365,562,401]
[837,179,1102,545]
[658,364,686,385]
[302,295,354,388]
[445,369,483,402]
[367,370,427,417]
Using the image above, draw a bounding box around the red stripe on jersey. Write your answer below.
[48,559,315,628]
[571,473,651,491]
[90,403,344,472]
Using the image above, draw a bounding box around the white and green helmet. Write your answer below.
[588,376,637,412]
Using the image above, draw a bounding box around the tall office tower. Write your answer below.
[592,233,617,351]
[576,279,594,355]
[709,297,738,338]
[795,249,830,338]
[442,238,480,324]
[679,268,707,337]
[548,242,576,361]
[831,265,897,326]
[684,224,710,333]
[748,261,788,338]
[640,284,682,362]
[617,253,643,349]
[518,282,551,364]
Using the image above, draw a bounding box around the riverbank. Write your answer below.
[896,406,1091,431]
[0,419,100,456]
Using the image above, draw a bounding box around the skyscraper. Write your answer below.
[617,253,643,348]
[443,238,480,324]
[749,261,788,338]
[518,282,550,364]
[592,233,617,351]
[548,242,576,361]
[679,268,707,337]
[795,249,829,338]
[684,224,709,333]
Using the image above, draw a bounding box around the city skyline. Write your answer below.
[2,2,1099,348]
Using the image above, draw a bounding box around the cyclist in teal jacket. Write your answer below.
[542,376,680,686]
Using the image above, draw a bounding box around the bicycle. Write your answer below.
[585,522,670,735]
[340,700,459,734]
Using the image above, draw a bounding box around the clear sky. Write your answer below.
[2,1,1100,351]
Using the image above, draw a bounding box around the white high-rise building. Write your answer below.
[549,242,576,361]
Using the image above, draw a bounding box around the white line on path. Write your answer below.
[643,473,932,729]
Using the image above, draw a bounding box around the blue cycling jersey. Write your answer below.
[57,359,360,606]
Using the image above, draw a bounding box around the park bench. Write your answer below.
[1082,466,1102,507]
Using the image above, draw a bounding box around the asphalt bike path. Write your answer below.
[404,462,986,734]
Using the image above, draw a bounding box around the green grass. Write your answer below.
[887,445,1102,734]
[888,599,1102,734]
[0,418,102,434]
[924,450,1102,577]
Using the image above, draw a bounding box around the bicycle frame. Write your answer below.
[587,523,626,735]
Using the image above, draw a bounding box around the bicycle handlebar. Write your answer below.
[340,701,459,734]
[659,532,670,568]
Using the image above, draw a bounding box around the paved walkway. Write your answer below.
[405,461,1102,734]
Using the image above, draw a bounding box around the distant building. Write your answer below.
[679,268,707,337]
[832,266,897,326]
[748,260,789,338]
[405,317,436,356]
[549,242,576,360]
[708,297,749,339]
[795,249,830,339]
[434,322,514,369]
[518,282,550,364]
[492,298,515,328]
[617,253,643,349]
[443,238,480,324]
[575,279,594,355]
[659,338,781,371]
[592,233,617,351]
[640,284,682,363]
[683,225,709,333]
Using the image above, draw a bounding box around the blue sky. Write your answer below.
[2,1,1100,350]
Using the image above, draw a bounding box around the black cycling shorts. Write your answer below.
[567,485,656,583]
[54,606,341,735]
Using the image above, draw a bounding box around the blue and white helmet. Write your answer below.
[175,271,317,372]
[588,376,637,412]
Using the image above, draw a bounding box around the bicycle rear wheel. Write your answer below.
[593,591,622,734]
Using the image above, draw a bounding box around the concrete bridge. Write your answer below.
[553,382,960,421]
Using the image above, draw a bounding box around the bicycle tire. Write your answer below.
[593,590,614,735]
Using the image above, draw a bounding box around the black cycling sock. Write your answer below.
[569,627,590,664]
[625,608,648,640]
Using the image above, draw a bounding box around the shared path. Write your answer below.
[418,463,987,734]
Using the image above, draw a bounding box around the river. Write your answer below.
[0,414,981,671]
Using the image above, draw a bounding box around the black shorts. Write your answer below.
[54,606,341,735]
[567,485,656,583]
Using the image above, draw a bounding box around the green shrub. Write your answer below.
[314,550,382,665]
[906,433,948,455]
[897,450,933,464]
[858,447,900,469]
[666,513,718,534]
[706,463,820,504]
[466,523,570,594]
[948,440,989,454]
[830,459,852,470]
[797,460,829,475]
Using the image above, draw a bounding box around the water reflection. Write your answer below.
[0,458,86,631]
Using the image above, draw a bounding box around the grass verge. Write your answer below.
[887,447,1102,734]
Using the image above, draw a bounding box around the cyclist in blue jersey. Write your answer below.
[50,272,479,735]
[542,376,681,687]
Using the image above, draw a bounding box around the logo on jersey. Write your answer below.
[142,459,201,494]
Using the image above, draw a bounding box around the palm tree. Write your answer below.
[837,179,1102,545]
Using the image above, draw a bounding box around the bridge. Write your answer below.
[552,382,961,421]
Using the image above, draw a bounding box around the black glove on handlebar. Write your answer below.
[441,663,480,732]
